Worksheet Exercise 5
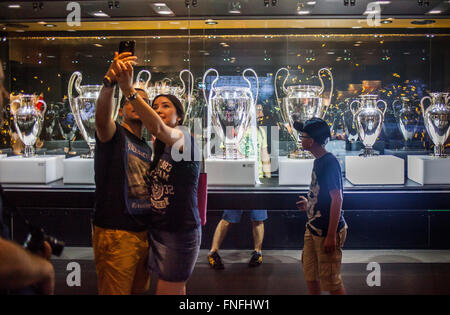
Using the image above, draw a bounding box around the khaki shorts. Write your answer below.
[92,226,150,295]
[301,227,347,292]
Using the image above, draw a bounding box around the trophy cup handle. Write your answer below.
[68,71,82,99]
[377,100,388,116]
[350,100,361,117]
[9,98,20,116]
[68,71,82,114]
[420,96,431,119]
[274,67,289,106]
[113,87,122,121]
[202,68,219,107]
[179,69,194,98]
[392,99,402,118]
[135,70,152,90]
[242,68,259,109]
[318,67,334,119]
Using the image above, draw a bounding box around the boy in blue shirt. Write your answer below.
[295,118,348,295]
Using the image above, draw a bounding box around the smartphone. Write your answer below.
[118,40,135,55]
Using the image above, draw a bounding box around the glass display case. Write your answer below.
[0,0,449,249]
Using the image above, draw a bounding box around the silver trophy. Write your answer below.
[275,67,333,158]
[11,94,47,157]
[420,92,450,157]
[393,97,421,150]
[68,71,120,158]
[136,69,194,105]
[340,98,359,143]
[350,94,387,156]
[203,68,258,159]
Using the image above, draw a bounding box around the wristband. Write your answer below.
[102,76,116,88]
[126,91,138,101]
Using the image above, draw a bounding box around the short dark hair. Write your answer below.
[294,118,331,145]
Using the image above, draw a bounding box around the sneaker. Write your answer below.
[208,251,225,270]
[248,251,262,267]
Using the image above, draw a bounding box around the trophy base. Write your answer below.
[278,157,314,186]
[205,158,257,186]
[408,155,450,185]
[0,155,64,184]
[63,156,95,184]
[345,155,404,185]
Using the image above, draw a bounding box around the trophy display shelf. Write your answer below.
[0,155,64,184]
[408,155,450,185]
[345,155,404,185]
[205,158,257,186]
[63,156,95,184]
[278,156,314,185]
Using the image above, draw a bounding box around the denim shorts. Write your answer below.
[148,226,201,282]
[222,210,268,223]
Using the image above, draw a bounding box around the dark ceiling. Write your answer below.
[0,0,449,22]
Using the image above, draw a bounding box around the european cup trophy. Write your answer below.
[11,94,47,157]
[275,67,333,158]
[68,71,121,158]
[420,92,450,157]
[350,94,387,157]
[203,68,258,160]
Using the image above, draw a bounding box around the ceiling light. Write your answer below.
[307,1,316,5]
[374,1,391,4]
[380,20,393,24]
[297,10,311,15]
[44,24,56,27]
[150,3,174,15]
[352,26,363,29]
[93,11,110,17]
[205,19,218,25]
[8,4,21,9]
[428,10,442,14]
[37,21,47,25]
[93,44,103,47]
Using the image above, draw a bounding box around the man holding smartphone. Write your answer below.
[93,50,153,295]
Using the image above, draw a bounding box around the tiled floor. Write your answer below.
[52,248,450,295]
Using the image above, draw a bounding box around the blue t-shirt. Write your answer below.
[147,127,201,232]
[306,153,346,237]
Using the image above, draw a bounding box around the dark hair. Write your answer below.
[150,94,185,170]
[120,87,147,108]
[294,118,331,146]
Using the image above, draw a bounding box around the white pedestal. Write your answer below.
[0,155,64,184]
[345,155,404,185]
[407,155,450,185]
[278,157,314,186]
[205,159,257,186]
[63,156,95,184]
[0,154,6,159]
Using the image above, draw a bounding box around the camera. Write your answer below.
[23,226,65,257]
